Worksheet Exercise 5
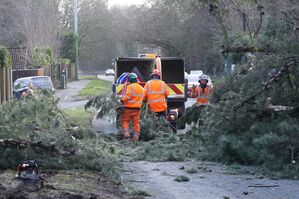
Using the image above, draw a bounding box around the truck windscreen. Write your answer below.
[161,59,185,83]
[116,60,152,82]
[115,58,185,84]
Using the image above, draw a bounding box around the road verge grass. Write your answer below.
[79,79,112,98]
[64,108,93,128]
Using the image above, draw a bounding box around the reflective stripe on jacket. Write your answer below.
[122,83,144,108]
[195,85,213,105]
[144,79,169,112]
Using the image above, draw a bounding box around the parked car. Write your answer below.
[13,76,54,99]
[105,69,115,76]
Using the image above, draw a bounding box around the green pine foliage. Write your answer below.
[181,13,299,178]
[0,92,120,180]
[85,95,192,162]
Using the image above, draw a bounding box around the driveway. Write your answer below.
[55,80,90,109]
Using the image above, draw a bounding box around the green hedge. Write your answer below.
[0,45,12,68]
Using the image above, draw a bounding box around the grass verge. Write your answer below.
[79,75,98,80]
[79,79,112,98]
[64,108,93,128]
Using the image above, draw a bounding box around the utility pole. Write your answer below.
[74,0,79,80]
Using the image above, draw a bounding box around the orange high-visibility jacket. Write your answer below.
[144,79,169,112]
[195,85,213,105]
[122,83,144,108]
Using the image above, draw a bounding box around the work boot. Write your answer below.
[123,131,131,140]
[133,132,140,142]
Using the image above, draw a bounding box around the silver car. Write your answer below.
[13,76,54,99]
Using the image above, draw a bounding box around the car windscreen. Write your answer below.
[13,79,30,90]
[31,77,52,89]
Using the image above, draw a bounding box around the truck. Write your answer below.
[112,57,187,129]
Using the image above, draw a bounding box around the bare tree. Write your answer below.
[12,0,62,54]
[0,0,24,46]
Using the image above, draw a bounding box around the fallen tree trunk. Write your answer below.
[0,139,75,156]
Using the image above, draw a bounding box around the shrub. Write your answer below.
[28,47,53,68]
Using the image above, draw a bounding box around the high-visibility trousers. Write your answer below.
[121,109,141,138]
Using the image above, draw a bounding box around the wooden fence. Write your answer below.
[0,67,12,103]
[12,67,51,82]
[12,64,75,82]
[0,63,76,104]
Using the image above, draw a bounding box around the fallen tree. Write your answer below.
[0,139,75,157]
[180,13,299,178]
[0,92,120,180]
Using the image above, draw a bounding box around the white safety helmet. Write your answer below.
[198,74,209,83]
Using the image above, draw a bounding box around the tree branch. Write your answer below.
[0,139,75,156]
[229,0,253,39]
[234,58,298,111]
[254,3,264,38]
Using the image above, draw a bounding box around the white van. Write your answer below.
[190,70,203,76]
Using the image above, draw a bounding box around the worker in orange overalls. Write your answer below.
[144,69,169,117]
[193,74,213,105]
[121,73,144,141]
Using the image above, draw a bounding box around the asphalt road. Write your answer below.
[54,76,118,133]
[123,161,299,199]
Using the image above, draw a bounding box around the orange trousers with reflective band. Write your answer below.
[121,109,141,139]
